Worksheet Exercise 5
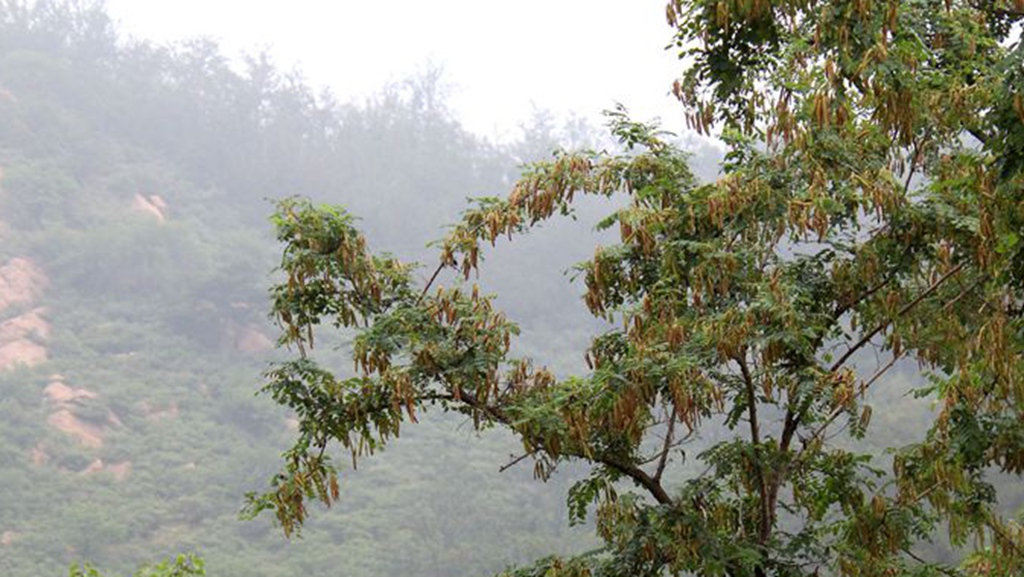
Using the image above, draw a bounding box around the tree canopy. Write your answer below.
[252,1,1024,576]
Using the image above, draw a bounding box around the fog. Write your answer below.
[104,0,685,141]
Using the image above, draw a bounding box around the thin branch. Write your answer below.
[800,267,979,456]
[831,241,916,327]
[417,261,446,304]
[941,275,985,313]
[417,221,488,304]
[806,352,903,453]
[829,262,964,374]
[780,238,911,440]
[601,458,674,506]
[654,405,677,483]
[902,547,961,577]
[861,351,902,394]
[902,140,919,196]
[456,389,675,506]
[640,437,690,465]
[498,452,531,473]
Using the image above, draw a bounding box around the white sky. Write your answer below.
[103,0,687,141]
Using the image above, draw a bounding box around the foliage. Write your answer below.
[254,1,1024,576]
[69,554,205,577]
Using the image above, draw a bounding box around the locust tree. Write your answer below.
[247,1,1024,575]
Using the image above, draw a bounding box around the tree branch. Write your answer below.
[457,389,675,506]
[902,547,961,577]
[738,354,772,545]
[803,352,903,452]
[417,261,446,304]
[498,452,531,473]
[654,405,676,483]
[828,263,964,374]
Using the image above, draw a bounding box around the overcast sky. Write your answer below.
[103,0,687,141]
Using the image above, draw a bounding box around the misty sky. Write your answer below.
[103,0,686,141]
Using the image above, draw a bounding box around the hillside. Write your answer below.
[0,3,627,575]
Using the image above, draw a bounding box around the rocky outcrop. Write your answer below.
[43,377,118,449]
[47,409,106,448]
[0,258,50,372]
[0,307,49,371]
[131,193,168,223]
[39,377,132,480]
[0,258,47,312]
[0,339,47,371]
[43,379,98,404]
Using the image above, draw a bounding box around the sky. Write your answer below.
[102,0,687,142]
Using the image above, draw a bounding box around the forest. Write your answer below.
[0,1,1021,577]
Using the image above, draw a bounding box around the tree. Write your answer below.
[248,1,1024,575]
[69,555,204,577]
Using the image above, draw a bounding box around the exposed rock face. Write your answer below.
[0,311,50,370]
[0,259,50,372]
[131,193,168,223]
[0,339,47,371]
[43,380,98,404]
[148,195,167,212]
[221,319,274,353]
[43,378,117,449]
[0,308,51,341]
[0,258,47,312]
[47,409,106,448]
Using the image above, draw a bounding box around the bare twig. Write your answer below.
[498,452,531,473]
[654,405,677,483]
[417,261,446,304]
